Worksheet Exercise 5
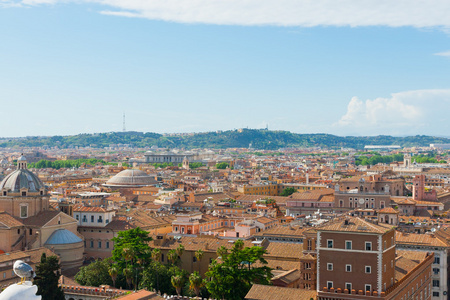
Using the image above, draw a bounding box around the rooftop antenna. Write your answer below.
[123,112,126,132]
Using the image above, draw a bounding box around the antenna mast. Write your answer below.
[123,113,126,132]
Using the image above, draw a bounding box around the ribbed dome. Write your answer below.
[0,169,45,192]
[45,229,83,245]
[105,169,156,187]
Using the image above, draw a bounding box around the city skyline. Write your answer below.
[1,1,450,137]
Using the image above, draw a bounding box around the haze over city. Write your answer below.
[1,1,450,137]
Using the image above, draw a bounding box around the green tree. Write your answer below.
[205,239,272,300]
[176,244,185,258]
[75,259,113,287]
[215,162,229,169]
[34,253,65,300]
[195,249,204,273]
[123,266,133,289]
[216,246,228,259]
[109,265,118,288]
[280,187,296,196]
[171,274,184,297]
[111,227,152,270]
[151,248,161,262]
[168,249,178,265]
[189,272,203,298]
[141,261,188,295]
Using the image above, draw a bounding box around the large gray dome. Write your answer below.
[0,169,45,192]
[45,229,83,245]
[105,169,156,187]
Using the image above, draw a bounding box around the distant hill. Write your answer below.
[1,129,449,150]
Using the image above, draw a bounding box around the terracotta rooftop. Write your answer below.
[395,250,427,282]
[318,217,393,234]
[116,289,164,299]
[0,211,23,228]
[271,269,301,285]
[379,207,399,214]
[256,225,306,237]
[395,232,447,247]
[20,210,62,227]
[245,284,317,300]
[264,243,303,259]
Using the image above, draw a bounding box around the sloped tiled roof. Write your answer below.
[318,217,393,234]
[20,210,62,227]
[0,211,24,228]
[245,284,317,300]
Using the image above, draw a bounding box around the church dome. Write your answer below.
[45,229,83,245]
[105,169,157,187]
[0,155,45,194]
[0,169,45,193]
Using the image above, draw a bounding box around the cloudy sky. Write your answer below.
[1,0,450,137]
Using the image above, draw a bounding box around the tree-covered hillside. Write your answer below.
[1,129,449,150]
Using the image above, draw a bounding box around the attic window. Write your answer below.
[2,191,6,196]
[22,191,26,196]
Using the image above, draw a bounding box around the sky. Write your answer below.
[1,0,450,137]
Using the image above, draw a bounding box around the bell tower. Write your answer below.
[182,156,190,170]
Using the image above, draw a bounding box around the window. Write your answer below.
[345,241,352,250]
[82,216,87,222]
[29,228,32,235]
[327,263,333,271]
[346,264,352,272]
[98,241,102,248]
[365,284,372,292]
[433,268,439,275]
[175,226,178,232]
[365,242,372,251]
[432,280,439,287]
[345,283,352,291]
[327,281,333,289]
[76,215,79,220]
[433,292,440,297]
[365,266,371,274]
[161,254,164,262]
[106,241,110,249]
[434,257,440,264]
[307,239,312,250]
[90,241,94,248]
[91,215,94,222]
[327,239,333,248]
[193,256,197,262]
[20,205,28,218]
[98,216,103,223]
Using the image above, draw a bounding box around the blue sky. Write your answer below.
[1,1,450,137]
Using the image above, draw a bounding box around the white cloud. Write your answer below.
[335,89,450,135]
[9,0,450,28]
[434,51,450,57]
